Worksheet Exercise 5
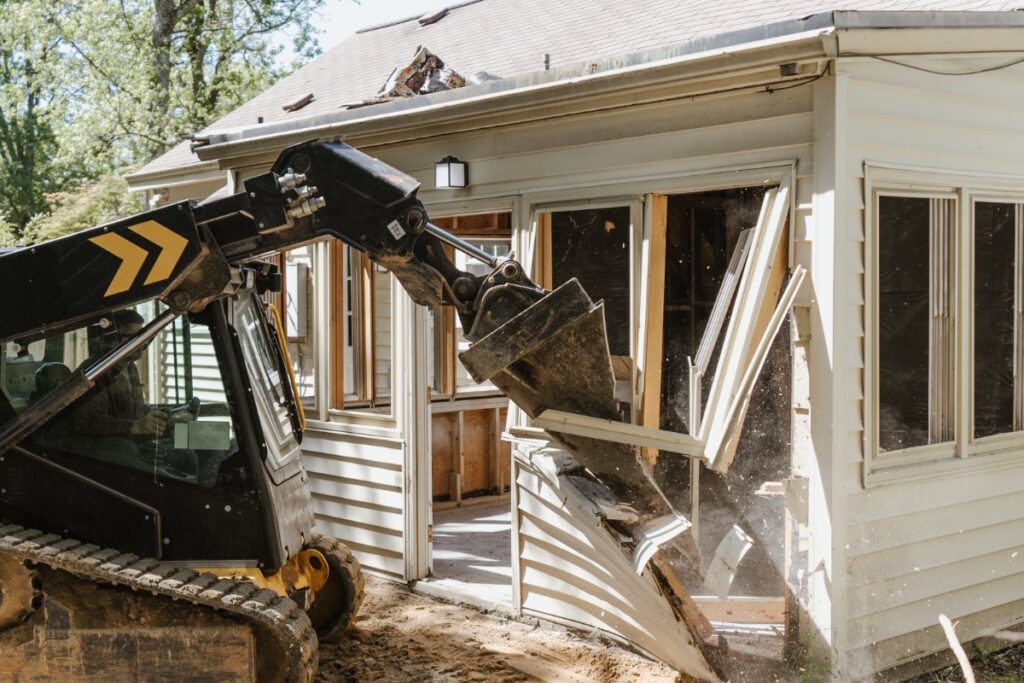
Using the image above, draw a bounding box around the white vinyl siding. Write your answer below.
[845,52,1024,679]
[302,432,407,578]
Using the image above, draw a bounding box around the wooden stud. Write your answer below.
[650,556,715,641]
[454,410,465,505]
[489,406,502,492]
[640,195,668,466]
[536,212,553,289]
[360,254,375,403]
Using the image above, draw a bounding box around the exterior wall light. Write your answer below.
[435,156,468,189]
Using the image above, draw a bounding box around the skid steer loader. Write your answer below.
[0,140,681,681]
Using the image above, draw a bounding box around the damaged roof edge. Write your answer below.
[193,17,840,161]
[191,9,1024,164]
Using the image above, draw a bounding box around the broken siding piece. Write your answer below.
[514,442,720,681]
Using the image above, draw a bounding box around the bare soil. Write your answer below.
[316,576,682,682]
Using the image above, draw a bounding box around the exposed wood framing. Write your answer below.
[431,406,510,504]
[536,212,553,289]
[640,194,668,467]
[359,254,376,403]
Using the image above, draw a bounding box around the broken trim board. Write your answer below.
[531,410,704,458]
[514,442,720,681]
[698,180,790,450]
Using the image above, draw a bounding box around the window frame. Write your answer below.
[865,165,1024,483]
[424,212,513,401]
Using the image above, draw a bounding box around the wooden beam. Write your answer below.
[692,596,785,624]
[640,194,668,466]
[359,254,375,402]
[489,406,503,492]
[536,212,552,289]
[453,410,464,505]
[650,556,715,641]
[532,409,704,457]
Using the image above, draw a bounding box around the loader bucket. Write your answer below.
[459,279,675,524]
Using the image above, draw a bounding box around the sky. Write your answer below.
[314,0,447,51]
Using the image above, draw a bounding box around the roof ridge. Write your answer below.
[355,0,486,34]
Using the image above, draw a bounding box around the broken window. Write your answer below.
[876,195,956,452]
[659,188,768,434]
[974,200,1024,438]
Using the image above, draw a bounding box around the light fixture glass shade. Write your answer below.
[435,156,468,189]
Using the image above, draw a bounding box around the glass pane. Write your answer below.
[455,239,511,391]
[974,201,1016,438]
[10,307,239,487]
[236,292,302,467]
[550,207,631,356]
[284,246,317,409]
[878,196,932,451]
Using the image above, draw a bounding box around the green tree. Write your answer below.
[0,6,80,236]
[58,0,324,163]
[0,0,325,239]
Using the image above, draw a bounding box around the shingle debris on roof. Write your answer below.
[366,46,466,106]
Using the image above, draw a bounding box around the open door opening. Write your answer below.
[420,212,516,610]
[505,179,801,681]
[652,187,792,676]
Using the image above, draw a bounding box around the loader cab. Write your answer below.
[0,285,314,572]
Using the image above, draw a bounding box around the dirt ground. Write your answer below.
[316,576,683,683]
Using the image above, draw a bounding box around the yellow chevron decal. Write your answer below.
[89,232,149,297]
[129,220,188,285]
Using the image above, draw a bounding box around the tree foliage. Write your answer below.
[0,0,324,240]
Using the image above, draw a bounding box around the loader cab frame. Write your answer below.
[0,286,313,572]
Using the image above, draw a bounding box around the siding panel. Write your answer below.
[302,426,406,578]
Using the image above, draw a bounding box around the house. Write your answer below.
[127,1,1024,679]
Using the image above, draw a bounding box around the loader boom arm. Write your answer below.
[0,139,675,532]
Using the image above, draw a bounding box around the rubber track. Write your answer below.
[0,523,317,683]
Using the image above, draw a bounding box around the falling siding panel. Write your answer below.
[302,427,407,579]
[513,445,717,681]
[843,53,1024,678]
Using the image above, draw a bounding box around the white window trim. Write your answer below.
[865,165,1024,486]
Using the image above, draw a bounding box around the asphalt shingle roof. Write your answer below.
[134,0,1022,178]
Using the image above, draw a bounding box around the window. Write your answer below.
[973,200,1024,439]
[868,170,1024,474]
[876,195,956,453]
[282,245,318,410]
[427,213,512,399]
[2,306,239,487]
